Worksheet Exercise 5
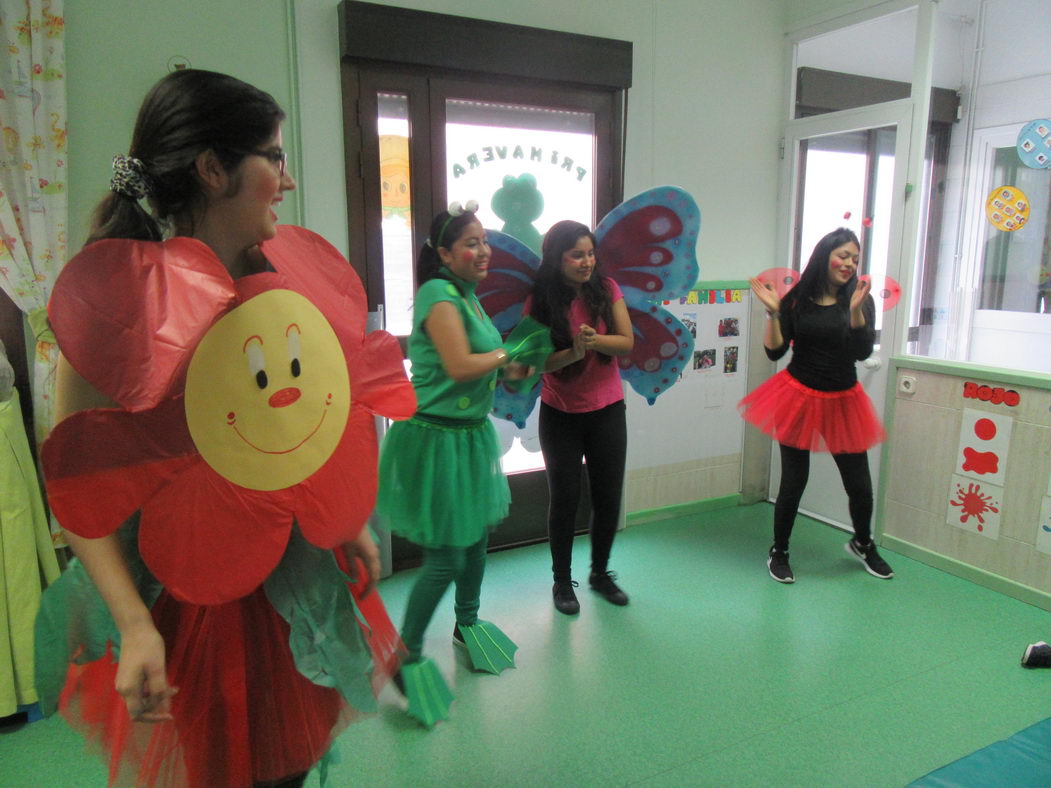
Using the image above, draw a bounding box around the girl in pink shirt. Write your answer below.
[529,221,635,615]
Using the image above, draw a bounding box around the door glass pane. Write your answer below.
[978,146,1050,312]
[797,126,896,337]
[377,93,414,337]
[445,98,597,473]
[795,8,916,119]
[445,98,595,256]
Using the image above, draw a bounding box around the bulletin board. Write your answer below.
[626,282,751,469]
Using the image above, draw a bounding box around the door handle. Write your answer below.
[862,357,882,370]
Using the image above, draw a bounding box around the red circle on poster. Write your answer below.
[858,274,902,311]
[756,267,800,299]
[974,418,996,441]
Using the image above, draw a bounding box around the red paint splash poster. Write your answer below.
[947,474,1002,539]
[946,409,1013,540]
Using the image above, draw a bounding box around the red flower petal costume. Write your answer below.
[38,226,415,787]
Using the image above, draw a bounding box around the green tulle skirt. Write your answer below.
[376,414,509,548]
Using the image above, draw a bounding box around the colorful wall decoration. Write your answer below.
[946,408,1014,539]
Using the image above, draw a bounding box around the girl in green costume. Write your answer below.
[377,203,533,727]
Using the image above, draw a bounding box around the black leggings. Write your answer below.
[773,443,872,552]
[538,400,627,582]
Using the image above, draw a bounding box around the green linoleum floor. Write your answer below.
[3,503,1049,787]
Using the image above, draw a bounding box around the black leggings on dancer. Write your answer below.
[538,400,627,582]
[773,443,872,551]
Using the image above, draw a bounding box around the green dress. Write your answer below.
[376,274,510,547]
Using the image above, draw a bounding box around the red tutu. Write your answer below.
[57,578,400,788]
[738,369,884,454]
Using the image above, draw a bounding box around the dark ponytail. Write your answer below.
[86,69,284,246]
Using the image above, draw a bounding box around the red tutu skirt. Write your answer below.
[57,570,401,788]
[738,369,884,454]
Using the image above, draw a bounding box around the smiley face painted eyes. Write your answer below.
[287,324,301,378]
[245,341,268,389]
[246,326,303,389]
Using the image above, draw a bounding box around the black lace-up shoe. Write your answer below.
[552,580,580,615]
[588,571,629,606]
[845,538,894,579]
[767,547,795,583]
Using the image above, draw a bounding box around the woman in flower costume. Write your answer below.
[377,204,540,727]
[34,70,415,788]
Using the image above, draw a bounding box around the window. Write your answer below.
[907,0,1051,375]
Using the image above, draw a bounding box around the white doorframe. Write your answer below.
[768,0,938,531]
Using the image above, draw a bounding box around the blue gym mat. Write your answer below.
[909,716,1051,786]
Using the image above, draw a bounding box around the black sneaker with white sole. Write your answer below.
[767,547,794,583]
[1022,642,1051,668]
[845,538,894,579]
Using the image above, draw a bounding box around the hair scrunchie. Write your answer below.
[110,154,152,200]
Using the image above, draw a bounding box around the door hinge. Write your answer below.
[778,138,785,160]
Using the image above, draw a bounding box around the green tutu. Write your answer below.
[377,414,509,548]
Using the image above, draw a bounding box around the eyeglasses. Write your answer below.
[248,147,288,177]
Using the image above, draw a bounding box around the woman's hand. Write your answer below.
[570,326,589,360]
[850,277,871,313]
[343,528,381,597]
[749,277,781,315]
[115,621,176,723]
[577,324,598,348]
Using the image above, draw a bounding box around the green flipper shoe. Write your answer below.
[454,620,518,675]
[401,658,453,728]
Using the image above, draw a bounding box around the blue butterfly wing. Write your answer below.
[595,187,700,404]
[478,230,543,427]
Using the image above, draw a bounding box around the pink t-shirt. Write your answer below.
[538,278,626,414]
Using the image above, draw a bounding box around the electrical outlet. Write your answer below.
[899,375,917,395]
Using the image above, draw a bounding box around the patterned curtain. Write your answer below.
[0,0,66,458]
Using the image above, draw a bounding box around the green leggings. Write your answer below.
[402,534,488,663]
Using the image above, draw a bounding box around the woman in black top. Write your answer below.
[740,228,893,583]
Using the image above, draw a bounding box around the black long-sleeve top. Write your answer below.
[765,296,876,392]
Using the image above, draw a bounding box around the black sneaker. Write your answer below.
[453,623,465,646]
[1022,642,1051,668]
[588,571,629,606]
[552,580,580,615]
[767,547,794,583]
[845,538,894,579]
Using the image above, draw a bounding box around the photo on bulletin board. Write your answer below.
[1037,496,1051,556]
[718,316,740,338]
[724,345,738,373]
[682,312,697,338]
[693,348,716,370]
[947,474,1002,540]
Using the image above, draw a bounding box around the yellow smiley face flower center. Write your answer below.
[185,289,351,491]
